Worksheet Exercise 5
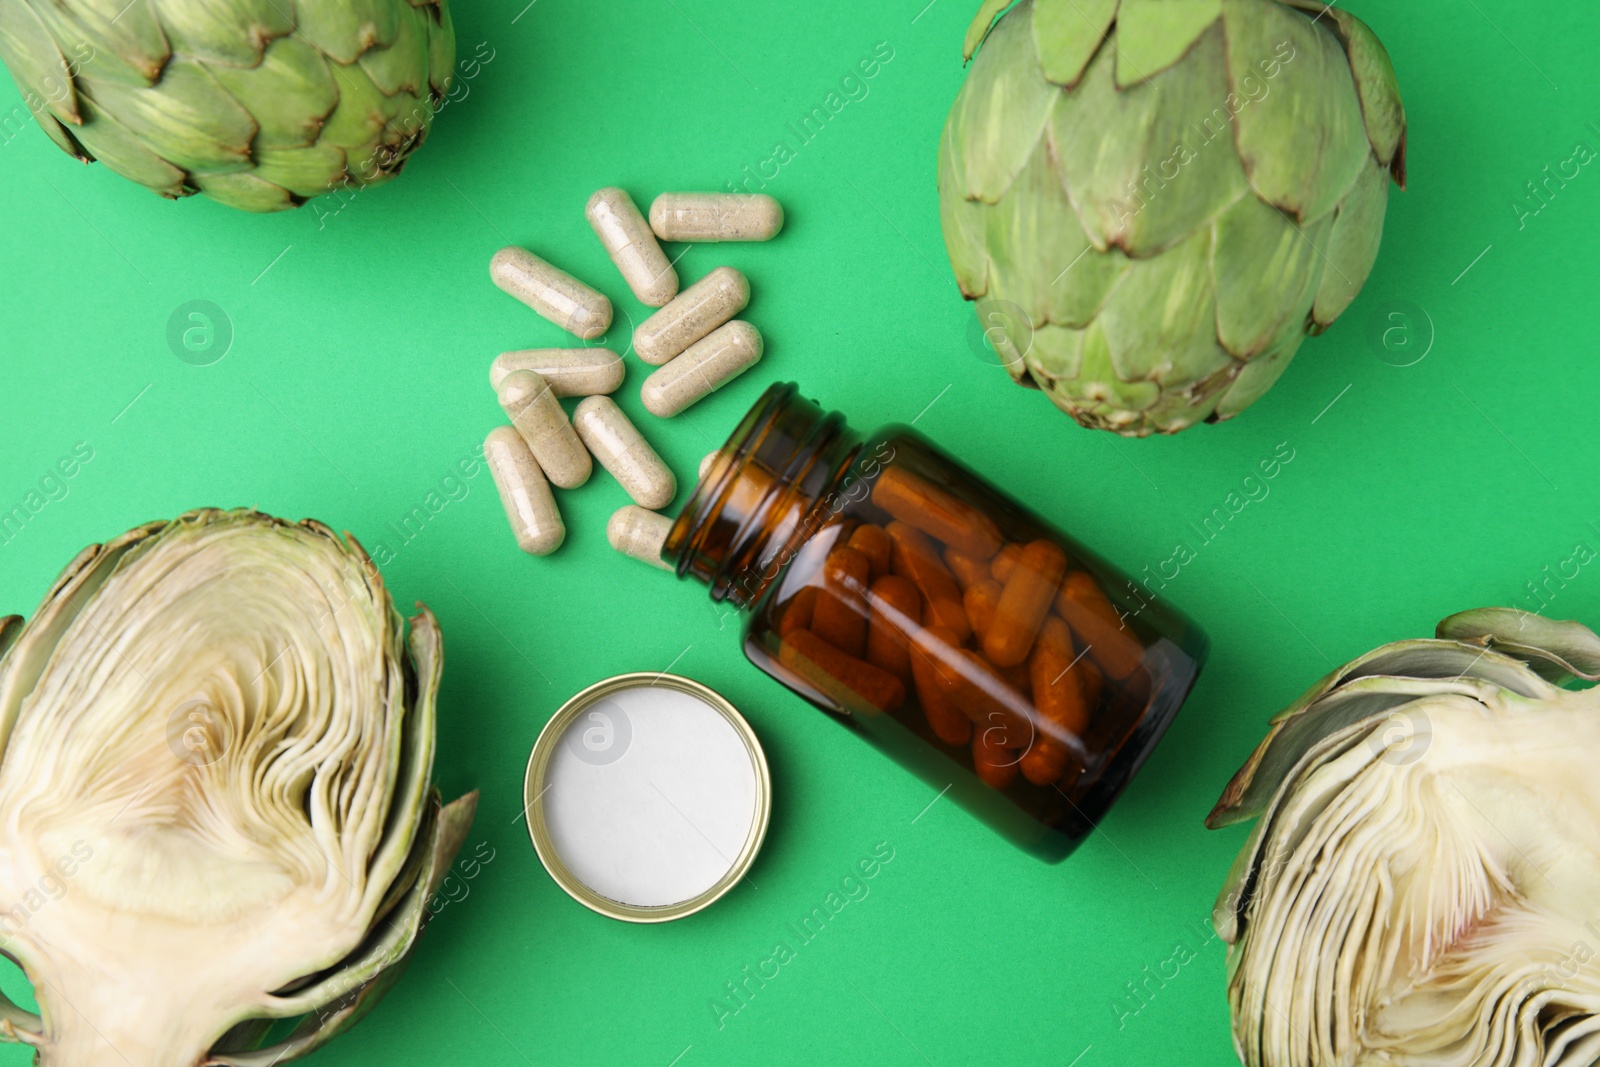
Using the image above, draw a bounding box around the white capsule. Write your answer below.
[573,396,677,510]
[491,247,613,340]
[607,505,675,571]
[633,266,750,366]
[586,187,678,308]
[698,451,720,482]
[640,321,764,418]
[649,193,784,243]
[489,349,625,396]
[485,427,564,556]
[497,370,592,490]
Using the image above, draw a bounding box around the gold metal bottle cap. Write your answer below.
[523,672,772,923]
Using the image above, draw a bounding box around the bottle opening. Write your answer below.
[666,383,860,608]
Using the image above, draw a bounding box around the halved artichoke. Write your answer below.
[1209,608,1600,1066]
[0,509,475,1066]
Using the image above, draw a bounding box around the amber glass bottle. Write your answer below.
[665,384,1206,862]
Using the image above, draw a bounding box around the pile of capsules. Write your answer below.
[482,189,783,566]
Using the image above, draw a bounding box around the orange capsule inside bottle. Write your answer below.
[865,575,921,680]
[984,539,1068,668]
[812,546,870,658]
[847,523,893,581]
[665,384,1207,862]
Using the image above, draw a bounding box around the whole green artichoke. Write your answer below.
[939,0,1406,435]
[0,0,456,211]
[0,510,475,1065]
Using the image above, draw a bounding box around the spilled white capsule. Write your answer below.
[489,349,625,396]
[490,247,612,340]
[485,427,564,556]
[649,193,784,242]
[634,266,749,366]
[587,187,678,307]
[574,396,676,510]
[497,370,592,490]
[640,321,764,418]
[607,505,675,571]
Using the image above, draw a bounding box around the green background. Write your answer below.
[1,0,1597,1062]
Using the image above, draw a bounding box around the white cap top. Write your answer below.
[525,674,770,921]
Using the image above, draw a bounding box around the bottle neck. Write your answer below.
[666,383,861,609]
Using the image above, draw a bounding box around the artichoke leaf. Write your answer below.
[192,170,296,211]
[361,602,442,909]
[207,37,339,150]
[1033,136,1131,328]
[992,133,1128,329]
[357,1,428,97]
[1140,361,1234,430]
[937,119,992,299]
[1212,246,1318,420]
[151,0,294,68]
[1030,0,1114,88]
[1327,7,1406,179]
[1048,37,1155,252]
[0,616,22,662]
[1210,194,1327,358]
[254,142,348,198]
[1096,223,1230,385]
[1053,23,1251,257]
[0,0,81,124]
[424,0,453,98]
[208,790,479,1065]
[962,0,1015,61]
[1068,318,1161,424]
[1222,0,1368,223]
[1437,608,1600,684]
[1311,155,1389,327]
[293,0,401,66]
[30,107,94,160]
[210,964,406,1067]
[21,0,169,86]
[1208,650,1554,829]
[1113,0,1221,87]
[367,87,427,174]
[1023,323,1086,386]
[0,521,159,761]
[320,60,398,152]
[0,989,41,1045]
[1342,640,1555,698]
[951,0,1058,203]
[70,96,190,194]
[77,59,255,172]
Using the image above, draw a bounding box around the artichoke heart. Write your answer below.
[0,509,475,1066]
[1209,608,1600,1067]
[940,0,1407,435]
